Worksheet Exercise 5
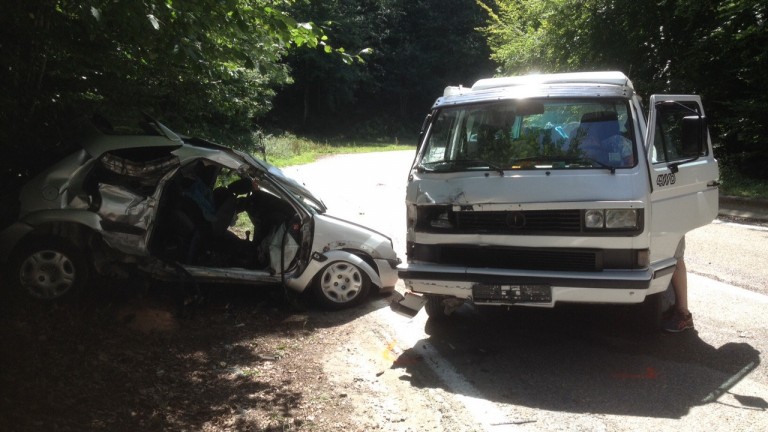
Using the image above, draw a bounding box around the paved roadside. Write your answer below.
[719,195,768,222]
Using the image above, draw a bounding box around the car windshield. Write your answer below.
[418,98,636,172]
[243,153,326,213]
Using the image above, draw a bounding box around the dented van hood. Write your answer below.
[409,170,644,206]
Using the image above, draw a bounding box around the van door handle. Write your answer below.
[707,180,721,187]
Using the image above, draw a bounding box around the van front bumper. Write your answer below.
[397,261,676,307]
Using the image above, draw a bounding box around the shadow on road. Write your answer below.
[392,303,762,419]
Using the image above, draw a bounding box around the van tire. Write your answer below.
[636,283,676,332]
[424,295,450,320]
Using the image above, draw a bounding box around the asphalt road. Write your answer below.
[287,150,768,432]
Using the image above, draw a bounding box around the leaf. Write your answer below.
[147,14,160,30]
[90,7,101,21]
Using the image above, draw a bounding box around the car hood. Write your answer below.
[311,213,397,260]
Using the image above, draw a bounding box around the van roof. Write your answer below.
[471,71,633,91]
[435,71,634,109]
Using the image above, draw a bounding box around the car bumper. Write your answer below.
[375,257,400,292]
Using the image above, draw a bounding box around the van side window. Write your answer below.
[423,110,455,162]
[652,102,705,164]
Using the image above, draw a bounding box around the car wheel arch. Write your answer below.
[284,249,382,293]
[321,249,382,288]
[13,221,96,255]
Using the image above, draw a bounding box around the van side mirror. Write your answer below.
[681,115,707,158]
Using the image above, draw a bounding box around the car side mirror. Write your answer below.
[681,115,707,158]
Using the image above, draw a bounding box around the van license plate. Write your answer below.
[472,284,551,303]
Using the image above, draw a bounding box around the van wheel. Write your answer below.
[313,261,370,309]
[636,284,675,332]
[9,237,89,301]
[424,295,450,320]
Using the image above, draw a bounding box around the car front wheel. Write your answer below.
[313,261,370,309]
[9,237,89,300]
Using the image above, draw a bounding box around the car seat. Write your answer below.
[575,111,620,164]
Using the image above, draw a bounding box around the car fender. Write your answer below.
[0,210,102,263]
[21,209,103,230]
[0,222,34,263]
[284,249,382,293]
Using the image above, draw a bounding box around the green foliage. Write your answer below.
[479,0,768,179]
[0,0,336,177]
[192,128,413,168]
[719,162,768,198]
[268,0,496,138]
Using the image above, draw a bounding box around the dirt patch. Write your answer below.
[0,279,402,431]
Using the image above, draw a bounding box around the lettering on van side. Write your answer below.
[656,173,676,187]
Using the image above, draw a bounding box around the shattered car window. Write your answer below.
[420,98,636,171]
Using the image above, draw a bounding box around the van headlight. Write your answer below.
[584,209,638,229]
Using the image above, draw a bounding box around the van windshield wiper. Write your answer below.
[420,159,505,176]
[579,157,616,174]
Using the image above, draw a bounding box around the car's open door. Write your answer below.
[645,94,719,271]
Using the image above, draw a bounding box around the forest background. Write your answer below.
[1,0,766,193]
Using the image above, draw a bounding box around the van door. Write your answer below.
[645,95,719,277]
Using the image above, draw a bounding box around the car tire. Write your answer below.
[8,236,89,301]
[312,261,370,309]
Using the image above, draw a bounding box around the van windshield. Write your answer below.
[418,98,636,172]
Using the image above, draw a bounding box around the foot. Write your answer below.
[663,309,694,333]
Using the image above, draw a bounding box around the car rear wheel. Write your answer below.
[9,237,89,300]
[313,261,370,309]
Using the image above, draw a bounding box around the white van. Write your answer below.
[396,71,719,327]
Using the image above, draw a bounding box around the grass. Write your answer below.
[260,133,414,168]
[719,167,768,199]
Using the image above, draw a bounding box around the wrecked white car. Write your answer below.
[0,118,399,308]
[397,72,719,327]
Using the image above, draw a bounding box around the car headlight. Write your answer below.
[584,209,638,229]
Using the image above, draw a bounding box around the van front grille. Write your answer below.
[410,244,600,272]
[455,210,582,234]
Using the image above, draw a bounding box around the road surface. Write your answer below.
[286,150,768,431]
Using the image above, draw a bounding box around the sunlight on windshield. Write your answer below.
[421,99,636,171]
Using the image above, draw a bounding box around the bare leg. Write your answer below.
[671,258,689,314]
